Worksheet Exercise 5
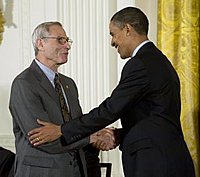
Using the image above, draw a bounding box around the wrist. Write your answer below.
[58,125,63,137]
[89,133,98,144]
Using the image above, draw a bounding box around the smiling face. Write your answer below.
[109,7,149,60]
[36,24,71,71]
[109,21,148,60]
[109,22,134,59]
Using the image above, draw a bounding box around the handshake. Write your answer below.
[28,119,122,151]
[90,128,122,151]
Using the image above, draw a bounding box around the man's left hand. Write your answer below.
[28,119,62,146]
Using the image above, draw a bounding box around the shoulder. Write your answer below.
[121,56,147,80]
[59,73,76,85]
[59,73,79,92]
[13,60,42,81]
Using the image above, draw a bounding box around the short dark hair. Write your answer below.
[110,7,149,35]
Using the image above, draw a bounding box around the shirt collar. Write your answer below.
[131,40,151,58]
[34,59,56,86]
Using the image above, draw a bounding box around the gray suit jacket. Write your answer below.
[9,60,89,177]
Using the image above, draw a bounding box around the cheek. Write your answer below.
[118,35,126,46]
[45,48,59,58]
[119,42,131,58]
[49,47,59,54]
[120,38,129,49]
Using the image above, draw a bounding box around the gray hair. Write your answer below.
[110,7,149,35]
[32,21,62,56]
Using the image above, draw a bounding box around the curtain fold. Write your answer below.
[0,8,4,44]
[157,0,200,176]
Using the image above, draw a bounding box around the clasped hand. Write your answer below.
[90,128,120,151]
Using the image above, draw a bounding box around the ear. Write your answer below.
[36,38,45,51]
[124,24,133,36]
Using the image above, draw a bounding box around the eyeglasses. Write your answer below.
[42,36,73,46]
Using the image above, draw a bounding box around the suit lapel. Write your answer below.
[30,61,60,107]
[30,61,79,120]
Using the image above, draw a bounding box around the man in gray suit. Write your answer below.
[9,21,116,177]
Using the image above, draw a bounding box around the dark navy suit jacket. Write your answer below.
[61,42,195,177]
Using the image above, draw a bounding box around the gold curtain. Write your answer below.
[157,0,200,176]
[0,8,4,44]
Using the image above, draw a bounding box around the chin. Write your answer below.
[119,51,129,59]
[56,60,68,66]
[120,55,129,59]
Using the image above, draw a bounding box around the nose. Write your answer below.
[67,43,71,50]
[64,42,71,50]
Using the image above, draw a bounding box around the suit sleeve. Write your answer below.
[61,58,150,144]
[9,78,89,154]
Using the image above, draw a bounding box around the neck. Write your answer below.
[130,35,148,54]
[35,56,59,72]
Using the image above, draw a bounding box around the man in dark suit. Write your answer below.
[28,7,195,177]
[9,21,116,177]
[0,147,15,177]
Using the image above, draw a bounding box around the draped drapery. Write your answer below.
[0,8,4,44]
[157,0,200,176]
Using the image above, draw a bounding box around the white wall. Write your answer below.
[0,0,157,176]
